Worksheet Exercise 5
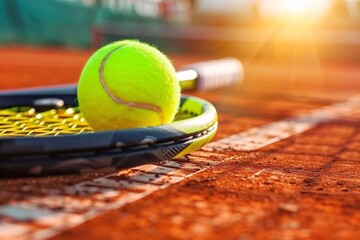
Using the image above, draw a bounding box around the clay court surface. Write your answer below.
[0,46,360,239]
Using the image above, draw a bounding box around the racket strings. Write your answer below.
[0,107,92,137]
[0,107,198,138]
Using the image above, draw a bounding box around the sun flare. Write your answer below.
[257,0,334,24]
[281,0,311,15]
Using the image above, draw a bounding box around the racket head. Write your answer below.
[0,92,218,177]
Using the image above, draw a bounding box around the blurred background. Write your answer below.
[1,0,360,63]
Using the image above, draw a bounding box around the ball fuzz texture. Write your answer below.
[77,40,181,131]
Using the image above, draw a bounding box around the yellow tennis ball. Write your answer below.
[77,40,181,131]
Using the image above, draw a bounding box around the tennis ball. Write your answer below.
[77,40,181,131]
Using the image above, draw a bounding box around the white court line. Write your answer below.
[204,96,360,152]
[0,96,359,240]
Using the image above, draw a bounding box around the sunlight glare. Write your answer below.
[257,0,334,24]
[282,0,311,15]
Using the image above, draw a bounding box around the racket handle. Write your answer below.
[0,58,243,108]
[177,58,243,90]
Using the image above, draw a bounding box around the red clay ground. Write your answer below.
[0,45,360,239]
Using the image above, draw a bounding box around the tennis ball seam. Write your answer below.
[99,45,164,123]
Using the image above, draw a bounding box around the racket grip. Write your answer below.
[0,58,243,108]
[178,58,244,90]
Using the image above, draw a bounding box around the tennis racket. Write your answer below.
[0,58,243,177]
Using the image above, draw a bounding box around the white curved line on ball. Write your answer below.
[99,46,164,123]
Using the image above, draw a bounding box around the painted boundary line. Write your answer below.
[0,96,359,240]
[204,96,360,152]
